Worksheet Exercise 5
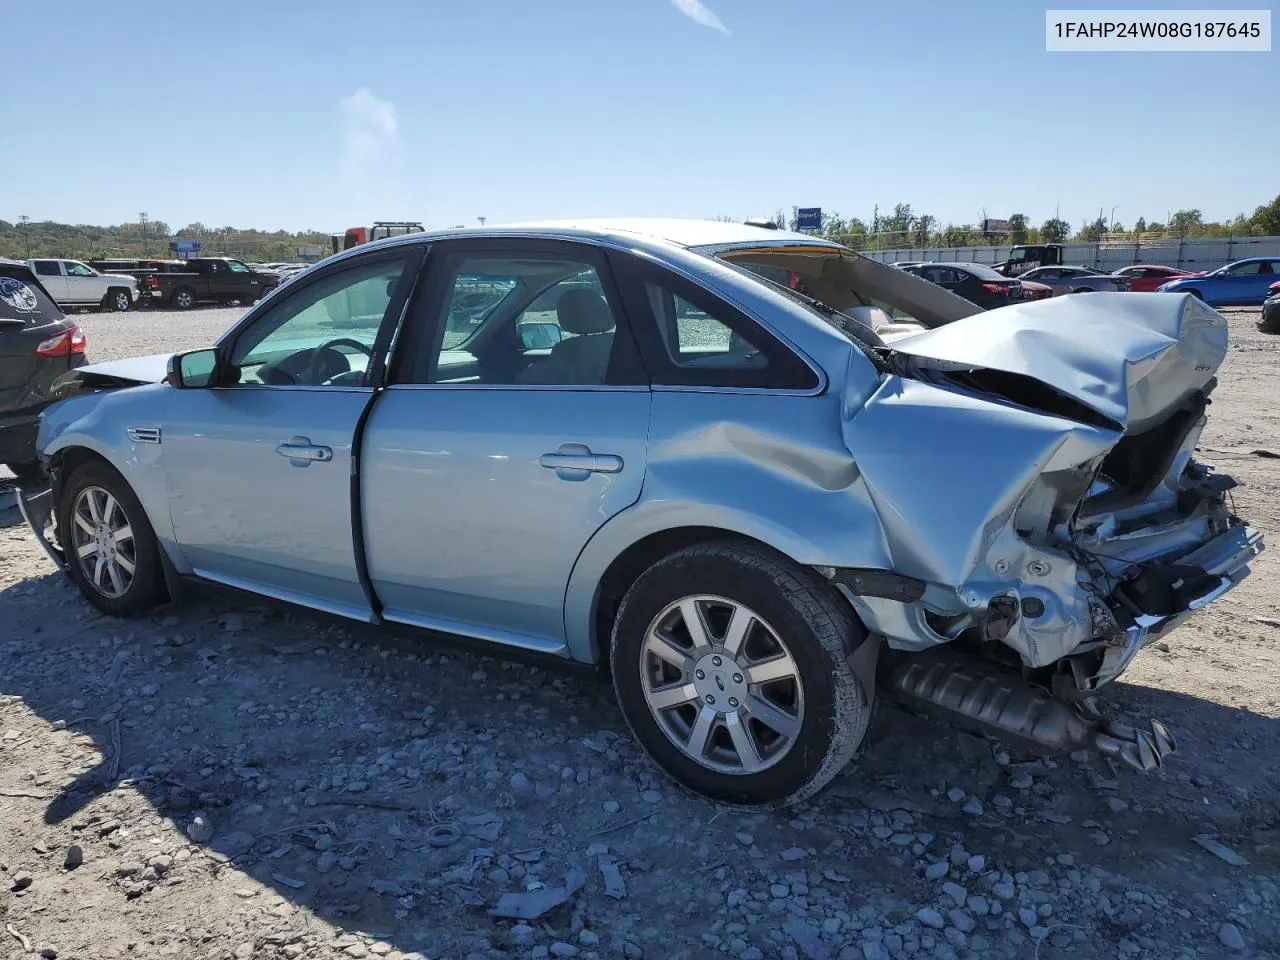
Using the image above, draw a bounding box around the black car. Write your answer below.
[1259,283,1280,334]
[0,259,87,481]
[903,262,1023,310]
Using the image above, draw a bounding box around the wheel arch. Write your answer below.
[44,430,188,573]
[565,499,885,666]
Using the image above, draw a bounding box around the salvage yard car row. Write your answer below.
[10,219,1264,807]
[894,255,1280,311]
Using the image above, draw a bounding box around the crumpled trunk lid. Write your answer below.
[884,292,1227,434]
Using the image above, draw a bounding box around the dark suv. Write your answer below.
[0,259,86,480]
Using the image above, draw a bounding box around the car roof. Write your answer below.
[341,217,848,261]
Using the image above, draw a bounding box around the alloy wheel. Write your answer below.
[639,595,804,774]
[114,291,130,310]
[70,485,137,599]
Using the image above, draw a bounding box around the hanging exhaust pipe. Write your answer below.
[882,652,1175,773]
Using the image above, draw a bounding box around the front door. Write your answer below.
[63,261,100,304]
[360,239,651,653]
[161,251,415,619]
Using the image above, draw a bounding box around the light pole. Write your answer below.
[19,215,31,258]
[1110,206,1120,232]
[477,217,486,227]
[139,212,150,257]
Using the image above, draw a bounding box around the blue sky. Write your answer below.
[1,0,1274,234]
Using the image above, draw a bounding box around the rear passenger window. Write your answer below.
[33,261,61,277]
[619,261,819,391]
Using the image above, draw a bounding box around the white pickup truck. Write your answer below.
[26,259,139,312]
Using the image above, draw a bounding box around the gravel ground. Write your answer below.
[1,306,1278,960]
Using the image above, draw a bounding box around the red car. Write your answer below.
[1112,264,1199,293]
[1020,279,1053,301]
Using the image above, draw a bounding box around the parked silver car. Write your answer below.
[16,219,1261,806]
[1019,265,1132,295]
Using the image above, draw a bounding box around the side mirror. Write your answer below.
[167,348,222,388]
[518,321,562,350]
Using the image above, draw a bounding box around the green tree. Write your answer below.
[1040,217,1070,243]
[1169,209,1204,237]
[1249,194,1280,235]
[1007,213,1029,245]
[1133,216,1147,234]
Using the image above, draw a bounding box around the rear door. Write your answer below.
[203,260,233,300]
[29,261,68,303]
[360,237,651,654]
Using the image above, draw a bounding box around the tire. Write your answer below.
[105,288,132,312]
[1188,289,1205,301]
[172,287,195,310]
[57,460,164,618]
[1072,287,1094,294]
[609,541,870,807]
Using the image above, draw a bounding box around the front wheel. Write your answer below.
[57,460,164,617]
[104,288,132,312]
[610,541,870,807]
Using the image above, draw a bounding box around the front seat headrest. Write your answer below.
[557,288,615,335]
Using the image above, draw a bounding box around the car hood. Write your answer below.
[56,352,172,390]
[884,292,1226,433]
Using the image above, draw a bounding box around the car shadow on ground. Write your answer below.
[3,569,1279,958]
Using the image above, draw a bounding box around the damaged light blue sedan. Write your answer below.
[16,219,1263,806]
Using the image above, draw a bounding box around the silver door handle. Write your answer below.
[276,441,332,462]
[538,452,623,474]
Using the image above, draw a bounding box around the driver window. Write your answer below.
[228,257,405,387]
[227,260,250,273]
[1225,262,1261,276]
[66,262,95,277]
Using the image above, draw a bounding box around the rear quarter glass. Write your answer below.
[0,267,66,326]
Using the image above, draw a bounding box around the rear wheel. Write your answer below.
[57,460,164,617]
[610,541,870,807]
[173,288,195,310]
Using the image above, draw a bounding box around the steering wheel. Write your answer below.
[305,338,374,385]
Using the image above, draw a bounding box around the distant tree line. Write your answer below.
[0,220,333,263]
[724,194,1280,250]
[6,194,1280,261]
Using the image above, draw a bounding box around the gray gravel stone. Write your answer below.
[925,861,949,880]
[1219,923,1245,951]
[948,910,975,933]
[916,907,945,929]
[941,882,967,907]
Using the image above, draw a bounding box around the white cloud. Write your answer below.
[671,0,729,34]
[338,88,400,177]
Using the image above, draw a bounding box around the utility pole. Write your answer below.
[139,212,150,257]
[477,217,486,227]
[19,215,31,258]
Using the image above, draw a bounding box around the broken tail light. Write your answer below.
[35,324,86,358]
